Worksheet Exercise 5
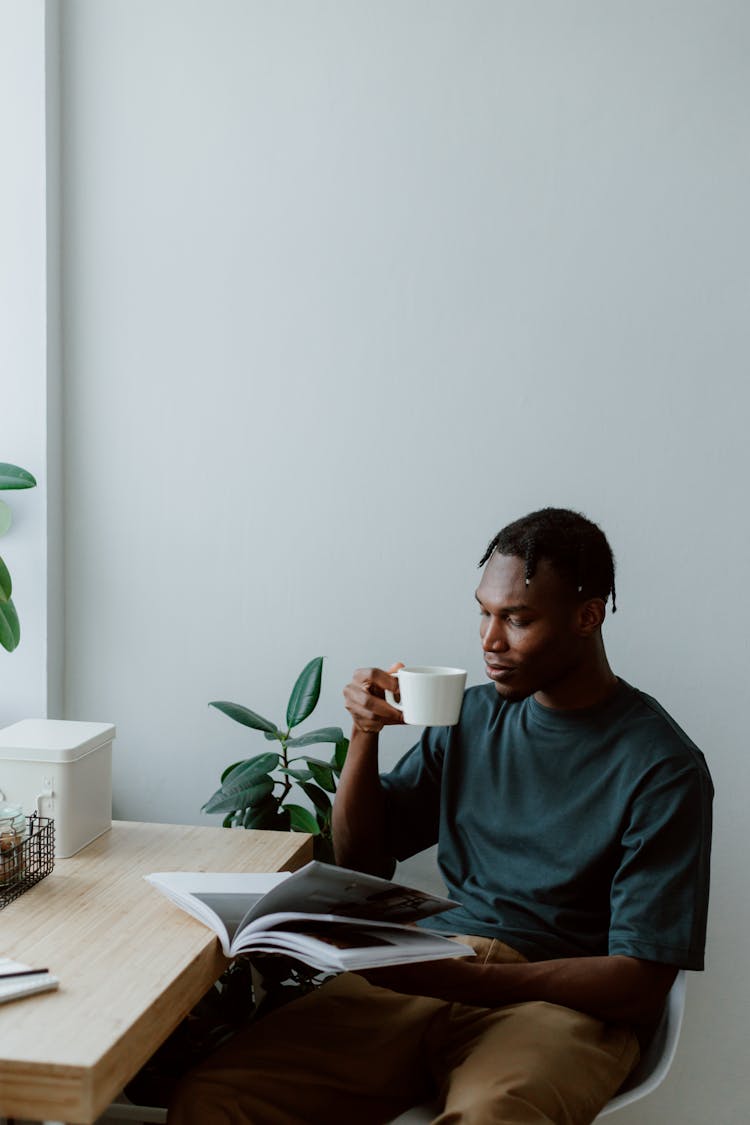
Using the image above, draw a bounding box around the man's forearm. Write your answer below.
[462,954,675,1024]
[332,728,395,877]
[361,954,677,1025]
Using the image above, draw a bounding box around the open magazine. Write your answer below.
[145,860,471,973]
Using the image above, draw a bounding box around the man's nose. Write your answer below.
[482,618,509,652]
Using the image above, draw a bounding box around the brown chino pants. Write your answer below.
[167,937,639,1125]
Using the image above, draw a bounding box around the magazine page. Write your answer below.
[231,914,473,971]
[241,861,459,930]
[231,913,472,967]
[145,871,291,954]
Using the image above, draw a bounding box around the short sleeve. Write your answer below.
[379,726,447,861]
[609,757,713,970]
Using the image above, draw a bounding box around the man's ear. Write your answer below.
[577,597,607,635]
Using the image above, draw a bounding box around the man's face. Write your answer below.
[475,552,588,702]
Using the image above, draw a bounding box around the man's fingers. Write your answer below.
[353,665,403,696]
[343,668,406,730]
[387,662,404,701]
[352,668,389,693]
[346,687,403,723]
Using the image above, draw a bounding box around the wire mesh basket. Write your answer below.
[0,815,55,909]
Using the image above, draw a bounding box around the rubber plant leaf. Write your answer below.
[333,737,349,773]
[286,657,323,729]
[0,556,11,602]
[202,776,275,815]
[277,767,313,782]
[220,760,246,784]
[209,701,279,734]
[283,804,320,834]
[307,761,336,793]
[300,782,332,814]
[243,795,282,829]
[0,598,20,652]
[218,753,279,786]
[0,463,37,490]
[287,726,344,749]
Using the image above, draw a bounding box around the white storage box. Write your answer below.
[0,719,115,857]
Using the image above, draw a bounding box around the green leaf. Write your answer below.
[307,761,336,793]
[0,463,37,490]
[0,556,11,602]
[333,737,349,773]
[242,794,282,829]
[0,597,20,652]
[287,726,344,749]
[283,804,320,834]
[0,501,11,537]
[316,807,333,836]
[202,776,275,814]
[300,783,331,814]
[277,766,313,782]
[220,760,245,783]
[286,657,323,729]
[209,701,279,734]
[218,753,279,786]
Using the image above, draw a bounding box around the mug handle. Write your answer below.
[384,688,403,713]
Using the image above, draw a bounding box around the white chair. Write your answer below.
[99,972,686,1125]
[597,969,686,1117]
[388,970,687,1123]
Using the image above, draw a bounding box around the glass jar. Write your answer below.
[0,803,27,886]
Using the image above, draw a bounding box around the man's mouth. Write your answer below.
[484,663,517,681]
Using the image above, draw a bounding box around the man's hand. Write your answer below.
[343,664,405,734]
[356,957,478,1002]
[333,662,405,875]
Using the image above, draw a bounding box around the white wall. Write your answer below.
[59,3,748,1121]
[0,0,62,725]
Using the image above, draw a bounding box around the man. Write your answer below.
[169,507,712,1125]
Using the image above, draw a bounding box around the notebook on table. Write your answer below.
[0,957,59,1004]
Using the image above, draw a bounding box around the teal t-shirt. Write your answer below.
[380,679,712,970]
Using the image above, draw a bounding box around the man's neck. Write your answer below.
[534,652,618,712]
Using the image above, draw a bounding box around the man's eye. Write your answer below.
[509,617,529,627]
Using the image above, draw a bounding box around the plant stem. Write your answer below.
[278,735,292,804]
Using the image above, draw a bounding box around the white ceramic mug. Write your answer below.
[385,666,467,726]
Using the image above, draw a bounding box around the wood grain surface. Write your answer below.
[0,821,312,1123]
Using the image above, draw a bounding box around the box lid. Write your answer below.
[0,720,116,763]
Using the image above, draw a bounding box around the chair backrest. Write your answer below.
[596,969,687,1117]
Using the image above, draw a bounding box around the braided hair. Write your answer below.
[479,508,617,612]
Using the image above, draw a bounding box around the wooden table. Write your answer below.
[0,821,312,1124]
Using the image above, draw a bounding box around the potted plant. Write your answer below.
[130,657,348,1086]
[0,463,37,653]
[202,656,348,863]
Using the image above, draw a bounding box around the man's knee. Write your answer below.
[438,1001,638,1125]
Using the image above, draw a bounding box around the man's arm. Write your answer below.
[359,953,677,1026]
[333,665,404,878]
